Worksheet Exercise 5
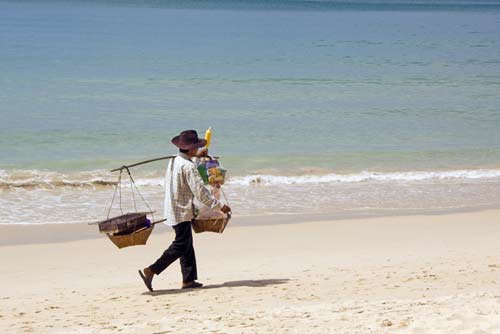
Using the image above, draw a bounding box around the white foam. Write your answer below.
[227,169,500,186]
[0,169,116,188]
[2,168,500,189]
[134,178,164,187]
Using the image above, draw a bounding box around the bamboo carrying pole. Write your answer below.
[110,155,176,172]
[109,154,220,172]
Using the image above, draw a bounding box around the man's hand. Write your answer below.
[196,148,208,158]
[221,204,231,214]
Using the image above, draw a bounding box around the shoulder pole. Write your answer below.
[109,154,221,172]
[110,155,176,173]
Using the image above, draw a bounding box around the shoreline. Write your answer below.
[4,167,500,226]
[2,204,500,246]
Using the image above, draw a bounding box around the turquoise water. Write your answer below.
[1,0,500,224]
[2,0,500,173]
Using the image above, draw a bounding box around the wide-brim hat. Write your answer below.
[171,130,207,150]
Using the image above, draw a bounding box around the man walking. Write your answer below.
[138,130,231,291]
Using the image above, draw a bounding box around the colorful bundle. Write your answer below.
[196,158,226,186]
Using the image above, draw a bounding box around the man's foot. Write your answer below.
[182,281,203,289]
[138,268,154,292]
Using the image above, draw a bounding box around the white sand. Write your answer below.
[1,210,500,333]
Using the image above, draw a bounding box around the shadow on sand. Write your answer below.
[142,278,290,296]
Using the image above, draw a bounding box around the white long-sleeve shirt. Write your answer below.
[164,153,222,226]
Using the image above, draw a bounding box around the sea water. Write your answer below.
[1,0,500,224]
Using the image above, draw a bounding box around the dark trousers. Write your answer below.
[148,221,197,283]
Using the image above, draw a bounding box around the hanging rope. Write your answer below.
[124,167,154,217]
[118,170,123,214]
[106,166,156,220]
[106,155,177,223]
[107,170,123,219]
[220,187,231,210]
[126,167,138,213]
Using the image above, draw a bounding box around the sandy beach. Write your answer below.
[3,1,500,333]
[1,209,499,334]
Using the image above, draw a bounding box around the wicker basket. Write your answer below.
[107,226,154,249]
[192,217,230,234]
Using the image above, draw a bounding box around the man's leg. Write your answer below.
[148,221,191,275]
[179,223,197,283]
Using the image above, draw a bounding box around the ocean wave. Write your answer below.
[0,170,117,189]
[0,179,117,189]
[227,169,500,186]
[2,168,500,189]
